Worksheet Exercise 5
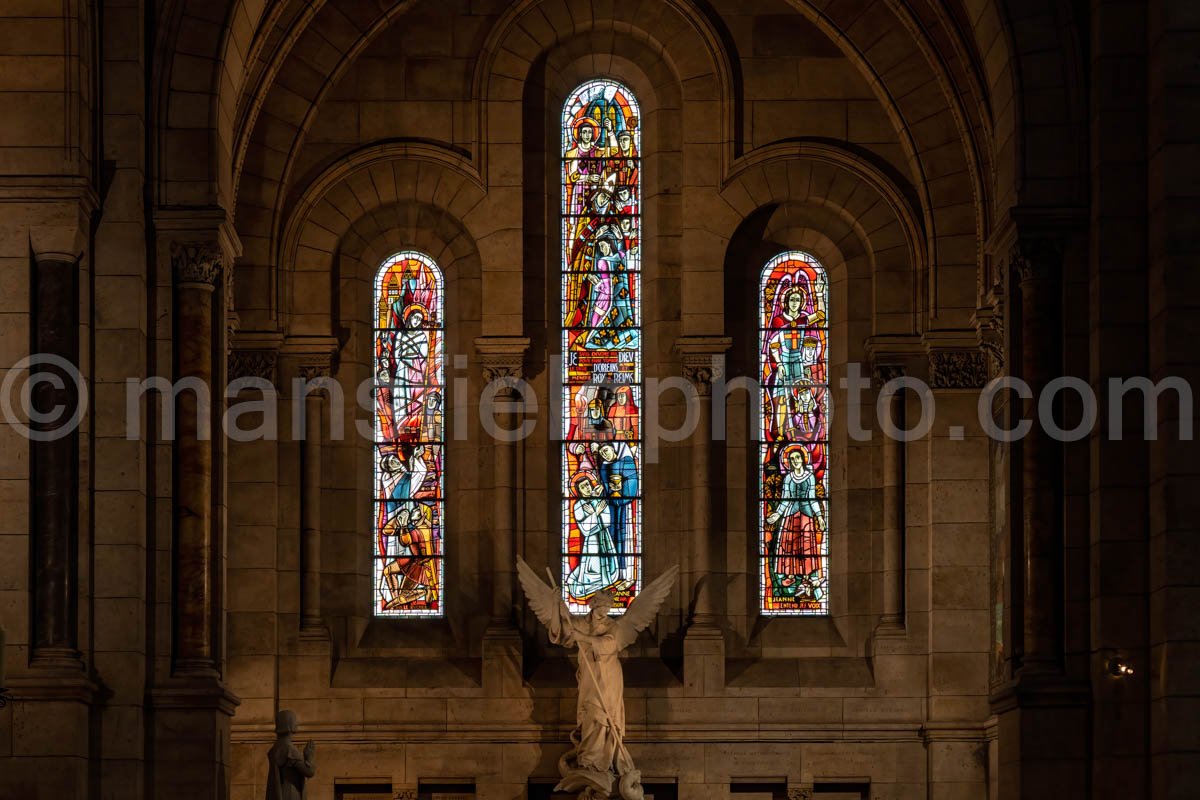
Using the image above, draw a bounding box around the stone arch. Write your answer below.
[331,206,484,638]
[231,0,736,344]
[720,205,877,651]
[719,142,926,338]
[474,0,740,174]
[271,142,487,335]
[519,31,685,364]
[957,0,1087,214]
[759,0,992,327]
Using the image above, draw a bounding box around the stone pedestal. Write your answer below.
[992,677,1089,800]
[3,674,95,799]
[150,682,240,800]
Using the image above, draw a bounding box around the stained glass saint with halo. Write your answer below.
[759,251,830,614]
[373,251,445,617]
[560,79,643,614]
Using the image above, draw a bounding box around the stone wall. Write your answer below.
[0,1,1196,799]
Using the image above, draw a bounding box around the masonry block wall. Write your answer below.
[0,1,1196,799]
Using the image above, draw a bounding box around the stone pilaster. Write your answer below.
[1011,236,1065,673]
[675,335,731,697]
[475,337,530,697]
[873,363,907,637]
[30,254,84,671]
[989,221,1088,800]
[280,337,339,644]
[5,183,97,800]
[299,353,335,640]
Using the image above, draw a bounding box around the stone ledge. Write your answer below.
[331,656,482,690]
[527,656,682,689]
[726,657,874,688]
[149,679,241,715]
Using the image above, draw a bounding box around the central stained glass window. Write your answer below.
[560,79,643,613]
[373,251,445,617]
[759,251,829,614]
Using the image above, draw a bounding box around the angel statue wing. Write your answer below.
[613,565,680,650]
[516,556,572,643]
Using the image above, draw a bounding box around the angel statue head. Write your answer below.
[588,589,616,620]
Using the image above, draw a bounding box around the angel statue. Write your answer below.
[517,557,679,800]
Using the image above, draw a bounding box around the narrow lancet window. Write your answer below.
[759,252,829,614]
[373,251,445,617]
[560,79,643,613]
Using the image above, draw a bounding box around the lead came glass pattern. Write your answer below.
[560,79,643,614]
[373,251,445,617]
[759,251,830,614]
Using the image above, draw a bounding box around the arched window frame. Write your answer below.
[372,250,446,618]
[758,250,830,615]
[559,78,644,615]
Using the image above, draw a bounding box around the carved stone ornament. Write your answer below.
[298,361,334,383]
[788,790,813,800]
[873,363,905,388]
[1010,236,1064,284]
[228,350,278,385]
[171,241,223,286]
[930,349,989,389]
[480,357,525,385]
[393,791,417,800]
[682,356,726,397]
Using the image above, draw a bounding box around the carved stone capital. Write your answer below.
[682,359,725,396]
[393,788,417,800]
[1011,236,1064,284]
[930,349,989,389]
[873,363,906,388]
[675,335,732,397]
[171,241,223,286]
[228,350,278,385]
[474,336,530,385]
[480,358,525,384]
[297,359,335,383]
[788,789,813,800]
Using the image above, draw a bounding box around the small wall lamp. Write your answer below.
[1105,657,1134,678]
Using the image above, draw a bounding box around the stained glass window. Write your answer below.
[373,251,445,617]
[560,79,643,614]
[759,252,829,615]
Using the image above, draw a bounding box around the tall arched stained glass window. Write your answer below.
[373,251,445,617]
[759,251,829,614]
[560,79,642,614]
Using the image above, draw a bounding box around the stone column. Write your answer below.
[171,241,222,675]
[476,337,530,628]
[299,360,333,638]
[151,226,240,800]
[476,337,529,698]
[1013,238,1063,672]
[676,336,730,697]
[989,221,1088,800]
[30,254,82,669]
[874,364,906,635]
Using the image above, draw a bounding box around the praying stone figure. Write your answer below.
[517,557,679,800]
[266,709,315,800]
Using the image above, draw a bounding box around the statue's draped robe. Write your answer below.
[547,611,627,776]
[266,740,314,800]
